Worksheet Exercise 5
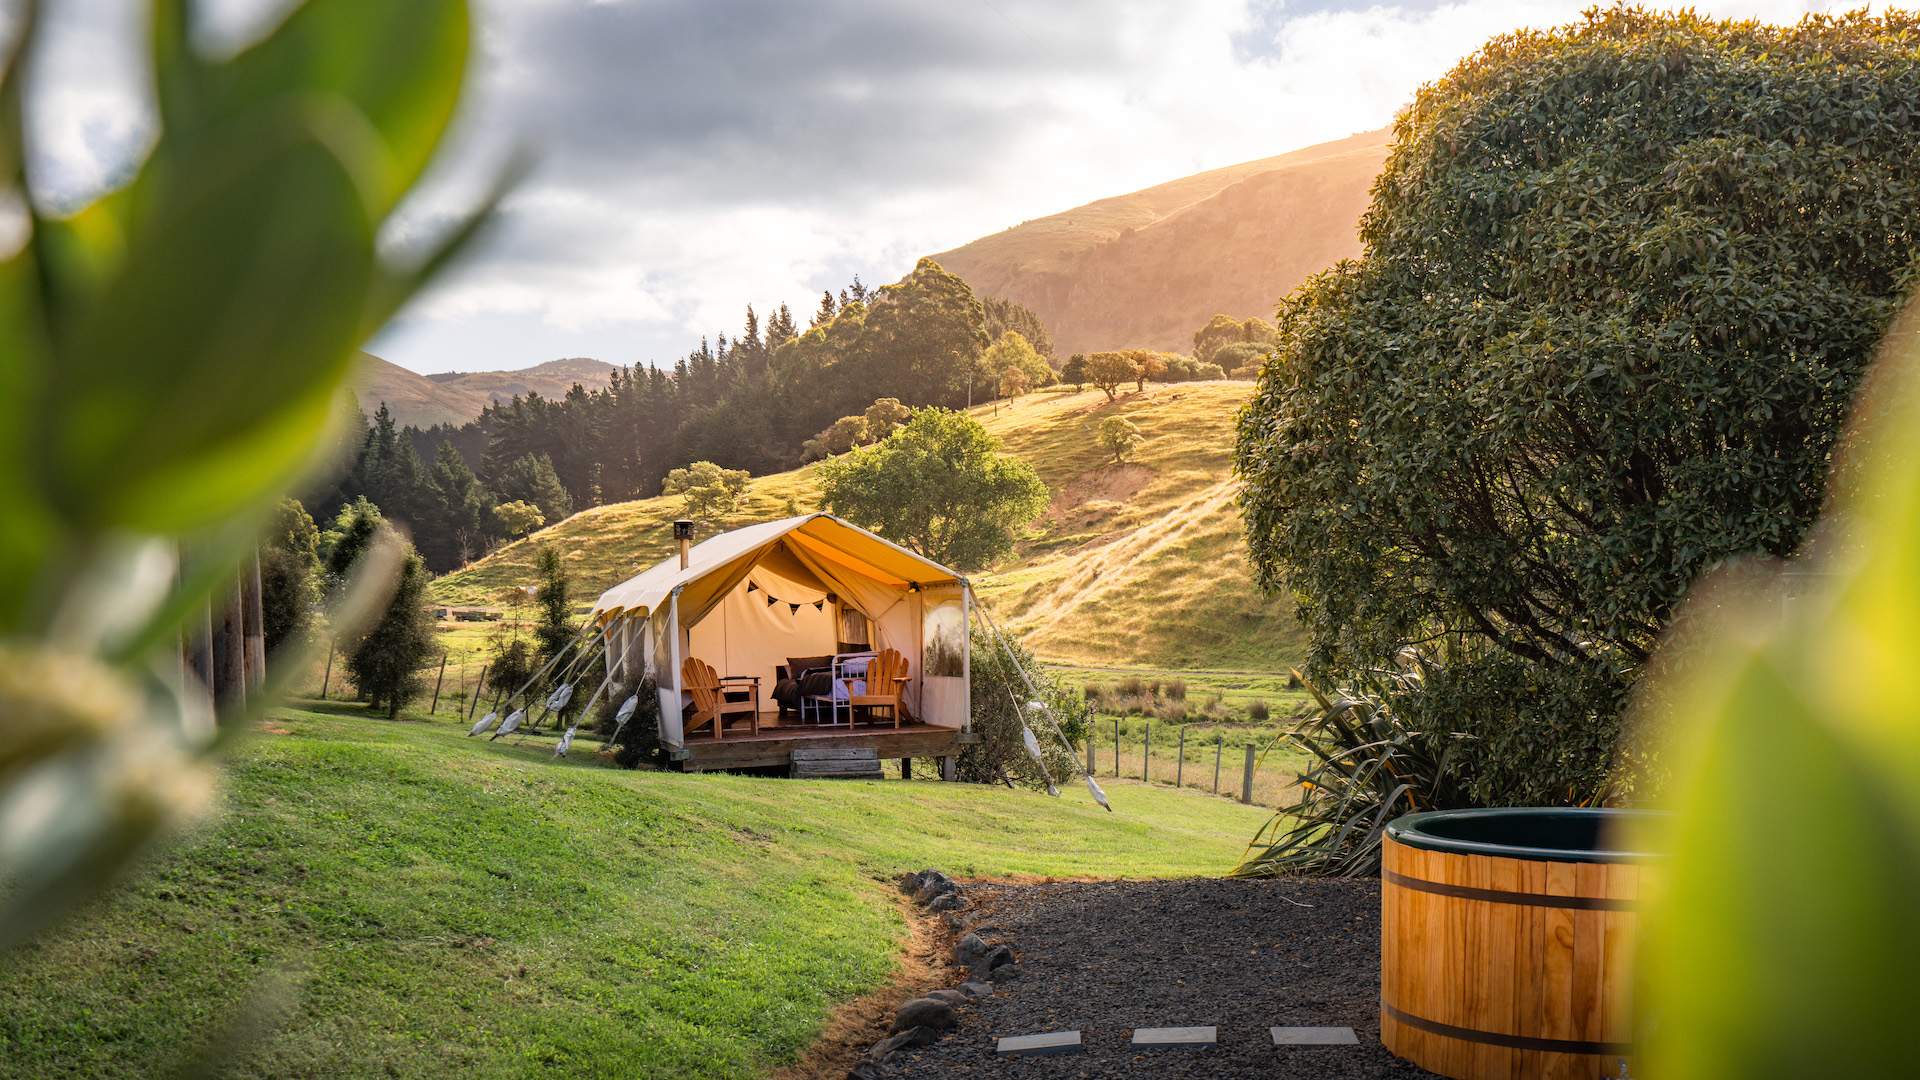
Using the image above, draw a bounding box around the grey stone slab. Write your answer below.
[1132,1026,1217,1048]
[997,1030,1083,1056]
[1270,1025,1359,1046]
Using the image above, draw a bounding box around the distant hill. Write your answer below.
[355,353,617,428]
[932,129,1390,357]
[431,381,1304,674]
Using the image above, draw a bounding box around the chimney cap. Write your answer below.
[672,519,694,540]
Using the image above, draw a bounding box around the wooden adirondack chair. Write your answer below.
[682,657,759,740]
[845,648,909,729]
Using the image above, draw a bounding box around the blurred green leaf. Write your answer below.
[43,100,376,532]
[154,0,470,214]
[1637,316,1920,1078]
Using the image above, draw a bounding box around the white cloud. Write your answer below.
[17,0,1859,372]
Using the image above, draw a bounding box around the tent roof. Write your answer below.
[592,514,962,620]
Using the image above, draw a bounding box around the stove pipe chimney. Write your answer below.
[674,519,694,569]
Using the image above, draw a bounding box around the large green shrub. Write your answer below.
[1236,8,1920,803]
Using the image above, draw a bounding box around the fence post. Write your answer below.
[1086,736,1095,775]
[1143,721,1150,781]
[429,652,448,713]
[1176,727,1186,788]
[467,663,489,723]
[1213,736,1222,794]
[320,640,333,700]
[1114,719,1121,778]
[1241,744,1256,804]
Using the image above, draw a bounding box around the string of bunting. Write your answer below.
[746,579,829,616]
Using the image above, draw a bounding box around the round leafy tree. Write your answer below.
[1236,9,1920,803]
[820,408,1047,571]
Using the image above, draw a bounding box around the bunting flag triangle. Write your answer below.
[766,595,776,607]
[789,603,800,615]
[813,600,825,611]
[747,581,757,593]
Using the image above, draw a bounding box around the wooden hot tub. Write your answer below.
[1381,808,1655,1080]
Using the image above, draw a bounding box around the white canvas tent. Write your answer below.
[592,514,972,748]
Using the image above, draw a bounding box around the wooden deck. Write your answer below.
[671,716,965,773]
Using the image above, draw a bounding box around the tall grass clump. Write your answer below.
[1232,654,1474,878]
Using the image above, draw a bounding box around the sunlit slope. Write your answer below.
[432,382,1303,673]
[932,129,1388,356]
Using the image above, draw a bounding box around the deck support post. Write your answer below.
[941,755,956,782]
[900,757,912,780]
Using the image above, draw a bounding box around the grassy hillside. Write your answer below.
[356,353,617,428]
[0,706,1270,1079]
[431,381,1305,675]
[932,129,1388,356]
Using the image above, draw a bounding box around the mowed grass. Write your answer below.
[0,705,1271,1079]
[429,381,1306,676]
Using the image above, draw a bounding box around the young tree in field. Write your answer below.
[1125,349,1167,391]
[532,545,575,667]
[345,536,437,718]
[662,460,750,523]
[819,409,1048,571]
[491,499,544,539]
[259,497,320,654]
[1097,416,1142,464]
[1061,354,1088,391]
[1235,7,1920,805]
[1085,352,1140,402]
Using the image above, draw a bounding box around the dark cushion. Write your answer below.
[787,655,832,678]
[837,641,870,654]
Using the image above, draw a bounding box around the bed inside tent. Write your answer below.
[594,514,974,774]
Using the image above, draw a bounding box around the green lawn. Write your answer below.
[0,704,1271,1079]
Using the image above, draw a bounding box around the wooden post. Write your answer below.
[1086,737,1095,775]
[243,550,266,692]
[429,652,448,713]
[1142,721,1150,781]
[214,580,246,713]
[1241,744,1256,804]
[1113,719,1121,778]
[941,755,956,782]
[187,598,214,691]
[467,664,489,722]
[1176,727,1186,789]
[900,757,912,780]
[320,641,334,700]
[1213,736,1222,794]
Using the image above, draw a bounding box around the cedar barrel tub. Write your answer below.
[1380,808,1655,1080]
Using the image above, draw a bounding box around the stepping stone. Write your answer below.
[997,1030,1083,1056]
[1132,1026,1216,1049]
[1271,1026,1359,1046]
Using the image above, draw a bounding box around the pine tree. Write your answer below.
[495,452,573,523]
[812,290,837,328]
[532,545,575,666]
[345,541,437,718]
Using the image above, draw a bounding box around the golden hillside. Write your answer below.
[932,129,1389,356]
[430,382,1303,673]
[354,352,616,428]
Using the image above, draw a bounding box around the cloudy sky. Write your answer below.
[25,0,1847,374]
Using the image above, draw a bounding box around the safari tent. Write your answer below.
[591,514,973,772]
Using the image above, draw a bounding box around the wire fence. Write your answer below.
[1080,719,1295,808]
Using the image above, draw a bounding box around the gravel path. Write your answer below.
[886,877,1438,1079]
